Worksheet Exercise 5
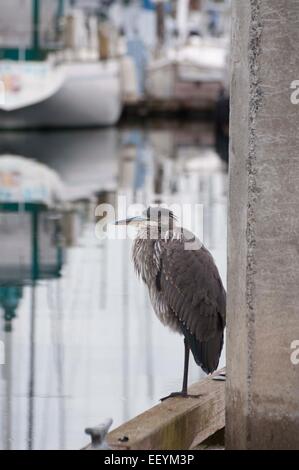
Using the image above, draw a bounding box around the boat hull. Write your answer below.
[145,38,228,105]
[146,61,223,107]
[0,61,122,129]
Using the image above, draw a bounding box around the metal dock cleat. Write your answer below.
[85,418,113,450]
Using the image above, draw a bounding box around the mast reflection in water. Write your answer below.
[0,203,65,450]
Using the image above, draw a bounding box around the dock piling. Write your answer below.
[227,0,299,450]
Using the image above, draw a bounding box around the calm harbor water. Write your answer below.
[0,121,227,449]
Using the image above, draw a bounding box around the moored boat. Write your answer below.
[0,1,132,128]
[0,56,122,128]
[145,0,230,106]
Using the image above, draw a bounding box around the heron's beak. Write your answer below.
[114,216,147,226]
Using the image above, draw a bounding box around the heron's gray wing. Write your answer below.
[157,238,226,372]
[157,239,225,340]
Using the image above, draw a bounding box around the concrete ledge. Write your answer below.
[105,369,225,451]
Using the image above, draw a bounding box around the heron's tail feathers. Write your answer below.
[182,326,224,374]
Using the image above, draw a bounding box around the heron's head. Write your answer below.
[115,207,177,231]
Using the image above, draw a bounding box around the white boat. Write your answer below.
[0,57,122,129]
[0,3,130,128]
[146,36,228,101]
[145,0,229,104]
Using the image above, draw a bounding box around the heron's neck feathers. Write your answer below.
[136,225,182,242]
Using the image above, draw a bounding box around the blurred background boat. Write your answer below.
[0,1,138,128]
[145,0,230,107]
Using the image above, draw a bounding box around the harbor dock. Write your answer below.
[84,369,225,451]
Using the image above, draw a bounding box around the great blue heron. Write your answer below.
[116,207,226,400]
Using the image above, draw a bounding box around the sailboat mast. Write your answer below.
[156,1,165,48]
[32,0,40,54]
[176,0,190,44]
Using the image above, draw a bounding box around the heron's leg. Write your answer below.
[160,339,201,401]
[182,337,190,394]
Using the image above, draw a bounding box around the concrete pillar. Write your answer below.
[227,0,299,449]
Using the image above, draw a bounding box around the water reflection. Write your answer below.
[0,206,65,450]
[0,122,227,449]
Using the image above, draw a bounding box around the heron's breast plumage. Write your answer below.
[132,234,182,333]
[133,229,225,333]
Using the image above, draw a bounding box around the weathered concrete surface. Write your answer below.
[227,0,299,449]
[84,370,225,450]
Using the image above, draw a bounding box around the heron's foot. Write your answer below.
[160,391,201,402]
[212,371,226,382]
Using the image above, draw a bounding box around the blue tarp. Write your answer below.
[142,0,155,11]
